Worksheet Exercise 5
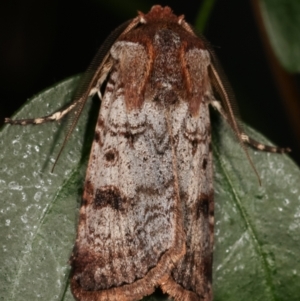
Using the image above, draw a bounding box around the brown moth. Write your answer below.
[5,5,290,301]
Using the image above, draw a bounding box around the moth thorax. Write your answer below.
[154,89,179,106]
[151,29,184,106]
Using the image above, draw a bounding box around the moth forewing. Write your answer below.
[4,5,291,301]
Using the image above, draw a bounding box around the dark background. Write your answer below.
[0,0,299,164]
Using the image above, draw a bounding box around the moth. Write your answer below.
[5,5,290,301]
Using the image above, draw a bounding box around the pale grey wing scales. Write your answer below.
[160,48,214,301]
[71,63,184,300]
[171,101,214,300]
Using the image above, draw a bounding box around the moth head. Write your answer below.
[138,5,185,25]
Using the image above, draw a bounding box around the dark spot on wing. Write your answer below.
[104,148,118,165]
[195,193,213,220]
[105,151,115,161]
[124,132,135,147]
[94,187,127,212]
[191,139,198,155]
[202,253,213,283]
[202,158,207,169]
[94,131,100,143]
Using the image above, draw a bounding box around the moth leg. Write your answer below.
[88,86,102,100]
[240,134,291,153]
[4,101,78,126]
[209,100,291,154]
[4,83,102,126]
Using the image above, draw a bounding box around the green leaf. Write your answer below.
[0,77,299,301]
[212,116,300,301]
[0,76,91,301]
[259,0,300,72]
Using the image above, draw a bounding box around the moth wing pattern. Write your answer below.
[70,24,188,301]
[70,6,215,301]
[160,49,214,301]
